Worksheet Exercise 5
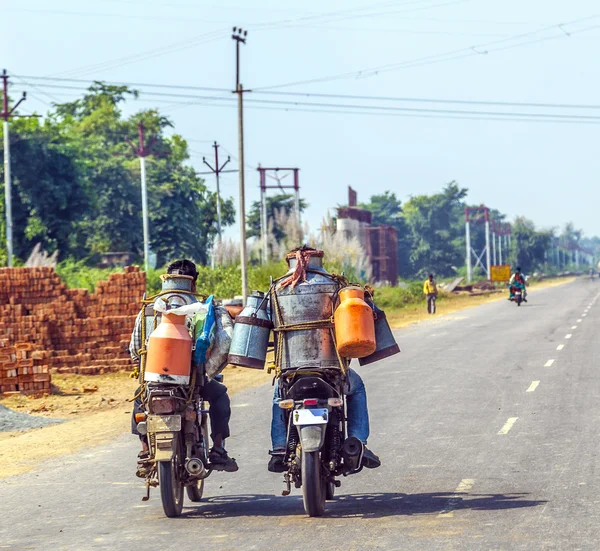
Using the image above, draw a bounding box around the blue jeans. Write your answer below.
[271,368,370,451]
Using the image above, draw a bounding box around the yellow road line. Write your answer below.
[437,478,474,518]
[498,417,519,435]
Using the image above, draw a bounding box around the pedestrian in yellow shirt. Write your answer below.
[423,273,438,314]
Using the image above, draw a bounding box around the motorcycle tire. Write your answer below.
[186,480,204,502]
[326,479,336,501]
[186,419,209,503]
[302,451,326,517]
[158,440,185,518]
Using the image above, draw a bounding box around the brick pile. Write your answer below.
[0,266,145,396]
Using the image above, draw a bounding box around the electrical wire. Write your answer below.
[253,15,600,90]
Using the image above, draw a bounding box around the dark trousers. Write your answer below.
[132,379,231,442]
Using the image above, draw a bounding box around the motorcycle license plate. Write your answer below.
[293,408,328,426]
[147,414,181,433]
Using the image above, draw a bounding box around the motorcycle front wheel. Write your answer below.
[158,440,185,518]
[302,451,326,517]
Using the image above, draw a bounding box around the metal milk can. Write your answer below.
[359,301,401,366]
[228,290,273,369]
[144,274,197,339]
[271,251,342,370]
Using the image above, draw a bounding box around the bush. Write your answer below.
[370,281,424,310]
[56,260,120,292]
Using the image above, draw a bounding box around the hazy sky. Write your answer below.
[4,0,600,240]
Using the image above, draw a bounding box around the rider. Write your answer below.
[423,273,438,314]
[509,266,527,302]
[129,259,238,472]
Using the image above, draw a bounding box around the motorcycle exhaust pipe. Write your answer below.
[341,437,364,474]
[185,458,206,478]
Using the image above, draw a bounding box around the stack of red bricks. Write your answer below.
[0,266,146,396]
[0,341,50,395]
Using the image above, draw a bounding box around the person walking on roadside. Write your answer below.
[423,273,438,314]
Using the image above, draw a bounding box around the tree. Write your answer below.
[402,182,468,277]
[508,216,552,273]
[247,193,307,241]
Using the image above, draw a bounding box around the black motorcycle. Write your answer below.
[275,367,365,517]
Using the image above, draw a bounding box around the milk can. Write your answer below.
[359,301,400,366]
[228,291,273,369]
[334,286,376,358]
[271,250,342,370]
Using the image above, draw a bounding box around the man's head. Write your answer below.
[167,259,198,282]
[428,273,434,281]
[516,266,522,273]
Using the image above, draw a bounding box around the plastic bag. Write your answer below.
[205,307,234,380]
[193,296,216,366]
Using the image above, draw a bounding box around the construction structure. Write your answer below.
[257,166,301,264]
[336,187,399,285]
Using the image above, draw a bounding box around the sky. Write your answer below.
[3,0,600,241]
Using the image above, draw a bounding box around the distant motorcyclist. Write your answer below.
[423,273,438,314]
[509,266,527,302]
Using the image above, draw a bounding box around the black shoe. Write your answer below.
[268,453,286,473]
[209,446,239,472]
[362,447,381,469]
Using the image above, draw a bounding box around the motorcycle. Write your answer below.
[136,372,226,517]
[275,367,364,517]
[509,282,525,306]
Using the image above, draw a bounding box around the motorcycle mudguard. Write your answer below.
[298,425,327,453]
[152,431,178,461]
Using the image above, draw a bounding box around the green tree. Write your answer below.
[247,193,307,241]
[508,216,552,273]
[402,182,468,278]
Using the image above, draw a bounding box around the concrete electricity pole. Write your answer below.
[233,26,249,302]
[1,70,38,267]
[465,208,472,283]
[126,122,160,272]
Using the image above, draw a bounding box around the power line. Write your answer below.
[253,15,600,90]
[20,77,600,112]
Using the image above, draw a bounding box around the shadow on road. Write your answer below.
[180,492,546,520]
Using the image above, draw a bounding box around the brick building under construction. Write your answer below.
[336,187,399,285]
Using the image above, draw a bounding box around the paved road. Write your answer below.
[2,279,600,550]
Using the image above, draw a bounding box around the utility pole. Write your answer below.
[201,142,235,248]
[126,122,161,273]
[233,26,249,302]
[1,70,38,267]
[491,220,497,266]
[484,209,491,279]
[465,209,472,283]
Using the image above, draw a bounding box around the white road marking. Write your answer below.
[577,319,583,322]
[232,403,251,408]
[544,359,555,367]
[572,326,578,329]
[565,334,572,339]
[527,381,540,393]
[437,479,474,518]
[557,344,565,351]
[498,417,519,435]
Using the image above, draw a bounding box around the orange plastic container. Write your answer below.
[144,313,192,384]
[334,286,376,358]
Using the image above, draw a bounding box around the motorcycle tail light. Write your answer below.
[327,398,343,407]
[134,412,147,423]
[303,398,319,407]
[150,396,175,414]
[278,399,294,409]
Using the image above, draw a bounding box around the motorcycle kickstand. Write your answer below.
[282,472,292,496]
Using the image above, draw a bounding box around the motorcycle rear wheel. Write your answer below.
[158,440,185,518]
[326,479,336,500]
[302,451,326,517]
[186,410,209,502]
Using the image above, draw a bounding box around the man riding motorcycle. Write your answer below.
[129,259,238,473]
[509,266,527,302]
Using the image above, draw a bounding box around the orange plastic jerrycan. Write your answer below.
[334,286,376,359]
[145,312,192,385]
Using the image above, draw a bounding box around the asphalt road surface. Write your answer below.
[2,279,600,551]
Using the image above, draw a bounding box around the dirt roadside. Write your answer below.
[0,277,574,478]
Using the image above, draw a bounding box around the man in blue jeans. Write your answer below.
[268,368,381,472]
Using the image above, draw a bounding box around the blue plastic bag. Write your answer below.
[193,295,216,366]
